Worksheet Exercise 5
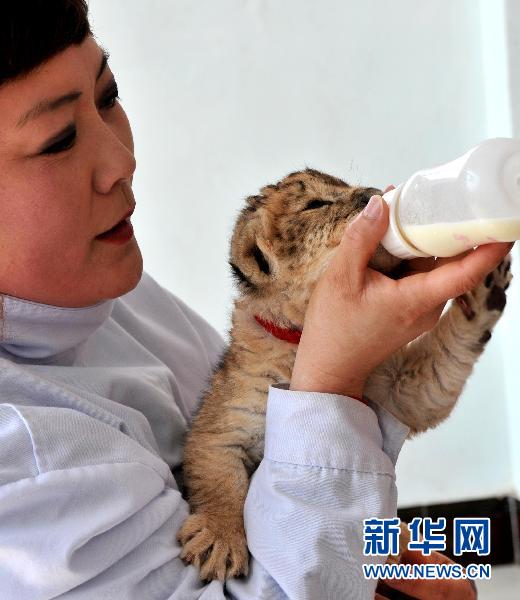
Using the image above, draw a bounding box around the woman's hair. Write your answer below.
[1,0,91,88]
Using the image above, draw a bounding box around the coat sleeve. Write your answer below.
[0,400,189,599]
[227,383,409,600]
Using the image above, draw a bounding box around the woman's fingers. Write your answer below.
[337,195,389,290]
[402,241,513,309]
[383,184,395,194]
[383,574,475,600]
[382,550,476,599]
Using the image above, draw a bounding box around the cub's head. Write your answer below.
[229,168,402,321]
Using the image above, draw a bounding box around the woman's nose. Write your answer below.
[92,127,136,195]
[94,142,136,194]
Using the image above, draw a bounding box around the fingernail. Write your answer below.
[363,195,382,219]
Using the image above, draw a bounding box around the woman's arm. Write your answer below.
[0,402,193,600]
[0,386,404,600]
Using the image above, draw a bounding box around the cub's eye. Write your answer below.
[303,198,333,210]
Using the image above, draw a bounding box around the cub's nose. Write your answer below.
[352,187,383,207]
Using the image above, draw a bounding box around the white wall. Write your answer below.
[88,0,519,506]
[394,0,520,507]
[503,0,520,500]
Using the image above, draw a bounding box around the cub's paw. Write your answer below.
[455,254,512,329]
[177,513,249,581]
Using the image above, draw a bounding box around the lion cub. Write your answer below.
[178,168,512,581]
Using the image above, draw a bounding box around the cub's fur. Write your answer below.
[178,168,512,581]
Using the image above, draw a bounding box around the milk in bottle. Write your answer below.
[381,138,520,258]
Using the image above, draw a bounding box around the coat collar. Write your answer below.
[0,293,115,359]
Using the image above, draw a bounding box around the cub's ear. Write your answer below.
[228,207,276,294]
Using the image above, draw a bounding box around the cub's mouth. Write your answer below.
[385,258,413,279]
[368,244,405,276]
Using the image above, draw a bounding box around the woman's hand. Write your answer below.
[375,549,477,599]
[290,193,513,399]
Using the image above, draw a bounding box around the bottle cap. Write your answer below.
[381,185,430,259]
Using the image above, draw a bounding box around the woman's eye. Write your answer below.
[39,84,120,156]
[41,128,77,155]
[99,83,120,110]
[303,198,333,210]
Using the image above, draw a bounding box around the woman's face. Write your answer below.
[0,35,142,307]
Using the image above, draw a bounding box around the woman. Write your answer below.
[0,2,506,598]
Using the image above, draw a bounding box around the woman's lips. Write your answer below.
[95,217,134,244]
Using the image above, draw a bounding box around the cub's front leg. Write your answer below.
[365,256,512,433]
[177,423,252,581]
[177,365,267,582]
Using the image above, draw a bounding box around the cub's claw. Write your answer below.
[456,255,512,321]
[177,513,249,581]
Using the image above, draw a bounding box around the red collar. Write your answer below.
[254,315,302,344]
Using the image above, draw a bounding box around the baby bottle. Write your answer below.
[381,137,520,258]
